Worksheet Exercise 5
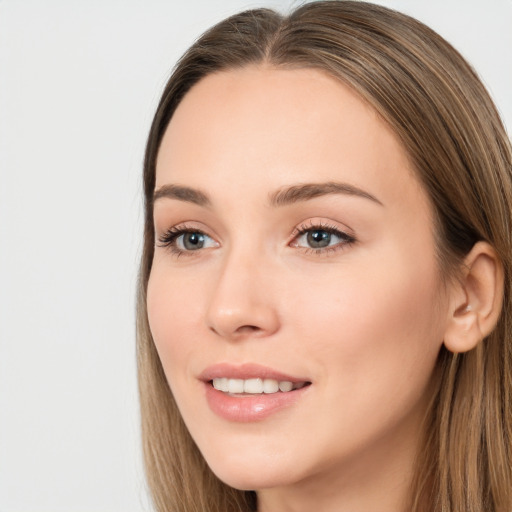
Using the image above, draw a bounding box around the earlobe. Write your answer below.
[443,242,504,353]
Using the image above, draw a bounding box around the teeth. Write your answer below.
[217,377,229,392]
[262,379,279,393]
[212,378,305,394]
[278,381,293,392]
[228,378,244,394]
[244,378,263,393]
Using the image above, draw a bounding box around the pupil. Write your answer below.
[183,232,204,250]
[307,230,331,248]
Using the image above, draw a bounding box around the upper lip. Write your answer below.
[199,363,309,383]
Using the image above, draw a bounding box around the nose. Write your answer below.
[206,250,280,341]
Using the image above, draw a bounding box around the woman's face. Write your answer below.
[147,67,450,497]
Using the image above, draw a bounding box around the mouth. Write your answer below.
[210,377,310,395]
[200,363,312,422]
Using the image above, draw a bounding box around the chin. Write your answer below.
[210,463,294,492]
[200,442,303,491]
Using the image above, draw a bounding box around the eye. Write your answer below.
[300,229,335,249]
[157,226,218,255]
[177,232,211,251]
[291,222,355,253]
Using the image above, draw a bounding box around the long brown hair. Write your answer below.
[137,2,512,511]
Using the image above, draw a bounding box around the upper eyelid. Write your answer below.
[291,219,355,237]
[294,223,345,234]
[157,224,215,241]
[292,225,355,242]
[156,221,214,236]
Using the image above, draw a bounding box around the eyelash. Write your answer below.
[291,221,356,255]
[157,224,209,257]
[156,222,356,257]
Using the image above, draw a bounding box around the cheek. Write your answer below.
[146,263,202,380]
[270,255,446,472]
[289,248,446,398]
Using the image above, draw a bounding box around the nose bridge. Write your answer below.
[206,240,279,340]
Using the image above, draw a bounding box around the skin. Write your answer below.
[147,66,453,512]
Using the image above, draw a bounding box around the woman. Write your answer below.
[137,2,512,511]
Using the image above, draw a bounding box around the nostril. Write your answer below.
[209,323,264,339]
[236,325,261,334]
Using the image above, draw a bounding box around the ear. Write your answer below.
[443,241,504,353]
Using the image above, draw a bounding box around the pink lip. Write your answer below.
[199,362,307,383]
[200,363,311,423]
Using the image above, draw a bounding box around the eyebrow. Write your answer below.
[152,181,383,208]
[153,184,211,206]
[269,181,383,207]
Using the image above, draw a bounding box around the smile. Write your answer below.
[201,363,312,421]
[211,377,308,394]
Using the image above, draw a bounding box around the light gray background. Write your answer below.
[1,1,511,511]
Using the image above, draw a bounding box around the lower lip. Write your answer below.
[204,382,309,422]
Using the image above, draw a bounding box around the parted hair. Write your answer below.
[137,2,512,511]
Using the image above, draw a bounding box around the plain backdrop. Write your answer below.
[0,1,511,511]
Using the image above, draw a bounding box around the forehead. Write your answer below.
[155,65,429,217]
